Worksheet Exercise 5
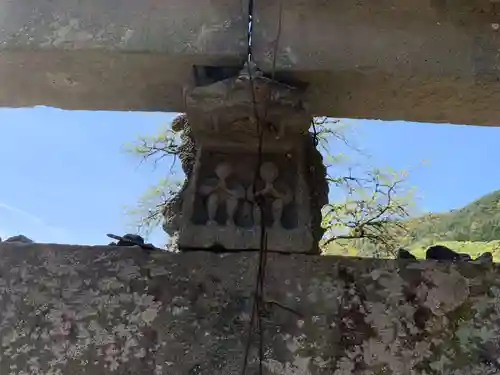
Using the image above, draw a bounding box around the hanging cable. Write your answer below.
[240,0,268,373]
[241,1,285,374]
[246,0,254,61]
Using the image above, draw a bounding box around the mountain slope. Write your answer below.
[404,190,500,247]
[326,190,500,260]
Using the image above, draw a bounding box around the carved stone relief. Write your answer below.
[198,162,245,227]
[248,162,293,229]
[164,63,328,253]
[191,153,297,230]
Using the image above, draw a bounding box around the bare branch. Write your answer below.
[321,166,413,257]
[123,119,183,237]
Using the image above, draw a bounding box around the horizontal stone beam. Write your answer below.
[253,0,500,125]
[0,51,244,111]
[0,0,248,111]
[0,242,499,374]
[4,0,500,126]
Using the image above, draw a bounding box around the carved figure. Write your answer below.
[248,162,292,229]
[199,162,244,226]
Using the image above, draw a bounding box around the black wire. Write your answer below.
[312,119,320,147]
[257,232,268,375]
[240,18,269,375]
[247,0,254,59]
[240,64,268,375]
[240,1,286,373]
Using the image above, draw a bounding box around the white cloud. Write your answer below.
[0,202,72,243]
[0,202,46,225]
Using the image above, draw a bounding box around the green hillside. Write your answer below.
[405,190,500,245]
[325,190,500,261]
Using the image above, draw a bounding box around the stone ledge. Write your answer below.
[0,50,244,111]
[252,0,500,125]
[5,0,500,125]
[5,50,500,126]
[0,0,248,112]
[0,242,499,374]
[0,0,248,54]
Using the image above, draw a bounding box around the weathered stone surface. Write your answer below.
[0,0,247,53]
[166,66,327,253]
[0,51,245,112]
[1,242,500,374]
[251,0,500,125]
[0,0,248,111]
[7,0,500,125]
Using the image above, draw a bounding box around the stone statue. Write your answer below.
[248,162,292,229]
[199,162,244,226]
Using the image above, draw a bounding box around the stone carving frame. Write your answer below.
[166,64,327,253]
[177,143,314,252]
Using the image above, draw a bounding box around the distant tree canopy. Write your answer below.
[125,115,418,257]
[402,190,500,246]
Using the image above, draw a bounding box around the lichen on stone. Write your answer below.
[0,246,162,375]
[1,246,500,374]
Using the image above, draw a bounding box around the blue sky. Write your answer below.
[1,107,500,247]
